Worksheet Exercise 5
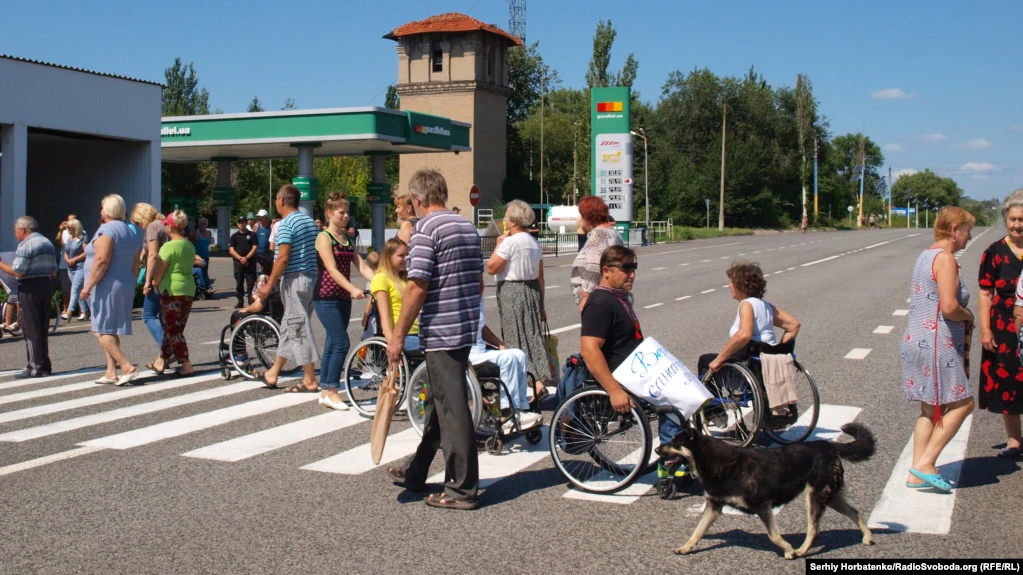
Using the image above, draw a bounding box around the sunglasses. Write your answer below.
[607,263,638,273]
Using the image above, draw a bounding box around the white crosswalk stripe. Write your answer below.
[302,427,421,475]
[183,410,365,462]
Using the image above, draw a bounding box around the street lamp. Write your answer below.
[630,128,649,232]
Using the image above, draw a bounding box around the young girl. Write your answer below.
[394,191,419,246]
[360,251,380,340]
[370,238,419,351]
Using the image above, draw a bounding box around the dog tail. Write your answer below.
[834,423,875,463]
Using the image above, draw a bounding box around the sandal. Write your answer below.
[387,467,426,493]
[146,362,167,376]
[252,369,278,388]
[997,446,1021,459]
[284,382,318,393]
[424,492,478,510]
[530,386,550,410]
[909,468,952,492]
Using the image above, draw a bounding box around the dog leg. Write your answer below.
[827,489,873,546]
[674,501,722,555]
[792,488,826,558]
[757,507,797,559]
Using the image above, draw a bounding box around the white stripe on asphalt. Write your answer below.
[644,303,663,309]
[549,324,582,335]
[0,445,107,477]
[844,348,872,360]
[644,242,743,258]
[0,380,265,442]
[774,271,784,275]
[183,410,364,462]
[893,310,909,316]
[675,296,691,301]
[652,267,665,271]
[701,289,715,294]
[0,369,24,378]
[907,298,911,303]
[701,260,712,263]
[787,267,795,271]
[564,470,661,505]
[0,381,102,406]
[868,415,973,534]
[0,372,227,426]
[720,256,729,259]
[802,255,839,267]
[0,368,105,390]
[201,340,220,345]
[81,389,317,450]
[864,240,892,250]
[874,326,895,334]
[545,285,560,290]
[427,426,550,489]
[679,263,690,266]
[302,427,421,475]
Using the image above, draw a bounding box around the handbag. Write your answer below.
[543,320,560,384]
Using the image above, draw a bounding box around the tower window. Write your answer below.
[432,44,443,72]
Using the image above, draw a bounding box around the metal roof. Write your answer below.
[0,54,163,87]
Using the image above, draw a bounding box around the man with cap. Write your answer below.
[229,215,258,309]
[253,209,273,274]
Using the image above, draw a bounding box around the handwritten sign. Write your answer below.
[612,337,714,420]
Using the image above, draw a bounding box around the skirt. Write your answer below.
[277,272,321,366]
[497,280,554,382]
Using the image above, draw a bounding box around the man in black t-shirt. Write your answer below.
[228,216,258,309]
[580,245,687,479]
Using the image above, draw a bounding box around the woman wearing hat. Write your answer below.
[149,210,198,376]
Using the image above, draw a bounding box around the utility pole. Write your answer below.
[631,129,649,232]
[269,158,273,213]
[813,134,819,224]
[857,136,865,228]
[572,123,578,205]
[539,69,545,206]
[906,187,911,229]
[888,166,892,226]
[719,102,727,231]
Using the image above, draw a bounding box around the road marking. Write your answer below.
[643,242,743,258]
[893,309,909,316]
[787,267,795,271]
[763,273,771,277]
[774,271,784,275]
[679,263,690,266]
[81,390,318,450]
[0,372,227,426]
[545,285,560,290]
[652,267,665,271]
[563,439,661,504]
[753,251,761,254]
[868,415,973,534]
[906,298,911,303]
[0,380,104,406]
[0,445,107,477]
[738,253,746,256]
[0,368,105,390]
[844,348,872,360]
[643,303,664,309]
[675,296,691,301]
[550,324,582,335]
[486,295,497,299]
[0,369,23,378]
[802,255,839,267]
[427,427,550,489]
[701,259,712,263]
[720,256,729,259]
[701,289,715,294]
[873,326,895,334]
[302,427,421,475]
[201,340,220,345]
[183,411,364,462]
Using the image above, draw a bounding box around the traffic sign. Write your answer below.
[469,185,481,207]
[623,177,633,185]
[847,206,854,212]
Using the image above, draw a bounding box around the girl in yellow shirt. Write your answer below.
[370,238,420,350]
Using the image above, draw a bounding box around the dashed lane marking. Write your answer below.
[643,303,664,309]
[701,289,715,294]
[844,348,872,360]
[675,296,691,301]
[545,285,560,290]
[893,310,909,316]
[549,324,582,335]
[873,326,895,334]
[652,267,665,271]
[787,267,795,271]
[701,260,712,263]
[679,263,690,266]
[802,255,839,267]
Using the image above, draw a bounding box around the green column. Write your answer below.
[590,87,633,236]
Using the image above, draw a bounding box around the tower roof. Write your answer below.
[384,12,523,46]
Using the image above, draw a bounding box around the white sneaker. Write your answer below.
[502,411,542,433]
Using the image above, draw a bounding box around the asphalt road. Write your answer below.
[0,227,1019,575]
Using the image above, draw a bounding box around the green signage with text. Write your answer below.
[590,87,633,229]
[292,177,319,202]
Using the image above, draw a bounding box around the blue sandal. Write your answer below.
[905,481,929,489]
[909,468,952,492]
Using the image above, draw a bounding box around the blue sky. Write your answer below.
[4,0,1021,200]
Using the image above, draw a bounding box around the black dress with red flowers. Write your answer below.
[978,239,1023,414]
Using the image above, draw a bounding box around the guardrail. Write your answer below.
[480,230,651,260]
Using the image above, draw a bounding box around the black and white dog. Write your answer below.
[655,423,875,559]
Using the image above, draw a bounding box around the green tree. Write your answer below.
[890,169,963,212]
[161,58,212,215]
[246,96,263,113]
[162,58,210,116]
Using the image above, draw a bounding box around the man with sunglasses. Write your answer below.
[580,245,688,479]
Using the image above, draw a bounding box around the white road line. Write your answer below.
[763,273,771,277]
[0,380,109,406]
[550,323,582,335]
[0,369,24,378]
[753,251,761,254]
[701,289,715,294]
[643,303,664,309]
[0,445,106,477]
[802,255,839,267]
[722,285,729,289]
[787,267,795,271]
[893,309,909,316]
[652,267,665,271]
[302,427,421,475]
[545,285,560,290]
[201,340,220,345]
[0,372,227,425]
[906,298,911,303]
[0,368,105,390]
[873,326,895,334]
[486,295,497,299]
[679,263,690,266]
[865,241,893,250]
[868,415,973,534]
[720,256,729,259]
[701,259,712,263]
[427,427,550,489]
[183,411,364,462]
[844,348,872,360]
[738,253,746,256]
[643,241,743,258]
[565,471,661,504]
[675,296,691,301]
[81,390,318,450]
[774,271,784,275]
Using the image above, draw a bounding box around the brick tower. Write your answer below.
[386,13,522,215]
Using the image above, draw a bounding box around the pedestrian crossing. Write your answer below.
[0,368,965,526]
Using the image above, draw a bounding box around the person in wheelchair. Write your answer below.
[580,245,685,480]
[698,261,801,428]
[229,274,280,325]
[469,298,543,433]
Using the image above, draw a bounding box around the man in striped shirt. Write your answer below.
[387,169,484,510]
[0,216,57,378]
[255,184,321,392]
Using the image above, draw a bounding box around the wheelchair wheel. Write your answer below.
[762,361,820,444]
[525,428,543,445]
[344,337,410,417]
[406,362,483,436]
[549,385,652,494]
[230,316,298,379]
[694,362,764,447]
[485,435,503,455]
[655,477,677,500]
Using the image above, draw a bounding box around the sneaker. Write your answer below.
[657,462,691,479]
[502,411,542,433]
[60,313,70,321]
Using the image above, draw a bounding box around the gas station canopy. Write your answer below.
[161,107,470,162]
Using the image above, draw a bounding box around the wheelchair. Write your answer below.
[217,289,299,380]
[694,339,820,447]
[343,335,424,417]
[405,354,543,454]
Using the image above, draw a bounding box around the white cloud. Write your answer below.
[871,88,915,100]
[893,168,919,180]
[961,162,997,173]
[884,143,906,153]
[1011,125,1023,134]
[921,133,947,144]
[953,138,993,150]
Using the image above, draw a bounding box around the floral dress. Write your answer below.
[978,239,1023,414]
[901,248,973,406]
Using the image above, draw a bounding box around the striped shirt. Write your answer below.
[13,232,57,280]
[407,210,482,351]
[274,210,319,275]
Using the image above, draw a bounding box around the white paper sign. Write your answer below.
[612,337,714,420]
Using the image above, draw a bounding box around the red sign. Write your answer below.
[624,177,633,185]
[596,101,624,113]
[469,185,480,207]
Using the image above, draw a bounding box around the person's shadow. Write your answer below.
[955,451,1021,489]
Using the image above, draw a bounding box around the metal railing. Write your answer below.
[480,230,651,260]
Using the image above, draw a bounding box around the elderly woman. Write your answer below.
[979,189,1023,459]
[81,194,143,385]
[394,190,419,246]
[571,195,623,312]
[61,219,90,321]
[901,206,976,491]
[131,203,167,350]
[486,199,552,408]
[149,210,197,377]
[191,217,214,293]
